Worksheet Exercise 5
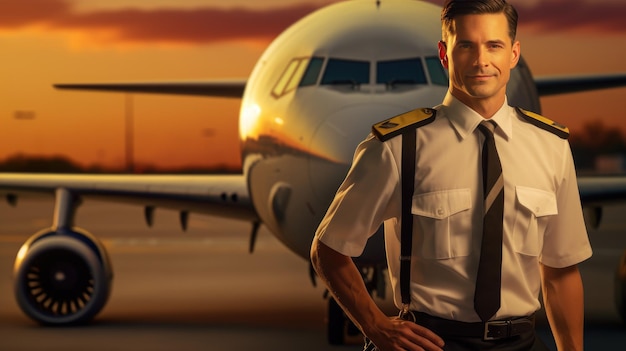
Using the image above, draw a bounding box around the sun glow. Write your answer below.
[239,102,262,140]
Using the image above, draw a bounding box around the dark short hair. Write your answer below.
[441,0,518,42]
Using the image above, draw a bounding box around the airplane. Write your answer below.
[2,0,626,344]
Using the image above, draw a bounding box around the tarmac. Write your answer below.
[0,198,624,350]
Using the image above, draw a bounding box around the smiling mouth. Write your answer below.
[469,75,492,79]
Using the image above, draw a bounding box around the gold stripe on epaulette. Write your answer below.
[517,108,569,139]
[372,108,436,141]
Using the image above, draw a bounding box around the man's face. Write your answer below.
[439,13,520,109]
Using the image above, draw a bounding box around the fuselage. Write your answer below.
[239,0,540,261]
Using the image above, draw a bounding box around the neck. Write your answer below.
[450,90,506,119]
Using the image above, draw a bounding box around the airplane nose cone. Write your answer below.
[312,103,407,164]
[308,103,408,202]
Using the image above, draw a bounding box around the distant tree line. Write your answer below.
[569,119,626,172]
[0,154,91,173]
[0,153,240,174]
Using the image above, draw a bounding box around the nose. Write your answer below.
[474,46,489,67]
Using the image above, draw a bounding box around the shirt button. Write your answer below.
[437,208,445,216]
[535,206,541,213]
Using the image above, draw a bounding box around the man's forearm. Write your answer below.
[310,238,389,336]
[540,264,585,351]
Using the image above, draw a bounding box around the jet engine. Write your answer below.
[13,227,113,325]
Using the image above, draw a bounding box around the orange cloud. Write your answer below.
[0,0,335,45]
[423,0,626,35]
[0,0,624,47]
[0,0,71,28]
[514,0,626,35]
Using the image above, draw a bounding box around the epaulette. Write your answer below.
[372,108,436,142]
[516,107,569,139]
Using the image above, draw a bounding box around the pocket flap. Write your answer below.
[412,189,472,219]
[516,186,558,217]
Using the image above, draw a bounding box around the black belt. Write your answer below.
[411,312,535,341]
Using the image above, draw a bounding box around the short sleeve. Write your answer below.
[315,134,401,257]
[540,141,592,268]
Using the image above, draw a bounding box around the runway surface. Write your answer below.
[1,197,625,350]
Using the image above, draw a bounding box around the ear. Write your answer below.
[510,40,521,69]
[438,41,448,69]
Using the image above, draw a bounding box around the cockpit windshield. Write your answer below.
[272,55,448,98]
[320,59,370,86]
[299,57,324,87]
[377,58,426,87]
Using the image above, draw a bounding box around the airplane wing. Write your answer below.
[54,73,626,98]
[0,173,258,222]
[3,173,622,218]
[578,176,626,206]
[47,79,252,218]
[54,79,248,98]
[577,175,626,229]
[535,73,626,96]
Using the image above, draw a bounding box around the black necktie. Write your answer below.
[474,120,504,322]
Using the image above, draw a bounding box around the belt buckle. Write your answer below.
[483,320,510,341]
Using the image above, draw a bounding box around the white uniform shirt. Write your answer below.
[315,94,592,322]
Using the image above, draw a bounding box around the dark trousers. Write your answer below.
[364,313,551,351]
[413,312,550,351]
[442,332,549,351]
[362,332,549,351]
[363,332,549,351]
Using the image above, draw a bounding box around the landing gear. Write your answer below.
[616,249,626,324]
[13,228,113,325]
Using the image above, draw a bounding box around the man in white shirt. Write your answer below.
[310,1,592,350]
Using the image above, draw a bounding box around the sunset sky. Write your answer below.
[1,0,625,171]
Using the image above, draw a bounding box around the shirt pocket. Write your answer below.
[513,186,558,256]
[412,189,472,259]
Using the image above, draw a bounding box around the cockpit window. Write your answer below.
[320,59,370,86]
[272,56,447,98]
[272,59,301,98]
[285,59,309,93]
[377,58,426,87]
[299,57,324,87]
[425,56,448,86]
[272,57,325,98]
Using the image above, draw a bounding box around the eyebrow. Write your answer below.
[487,39,507,46]
[455,39,507,46]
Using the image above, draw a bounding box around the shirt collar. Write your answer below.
[441,93,513,141]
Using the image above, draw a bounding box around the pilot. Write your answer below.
[310,1,592,350]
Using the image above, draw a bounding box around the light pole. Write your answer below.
[125,94,134,173]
